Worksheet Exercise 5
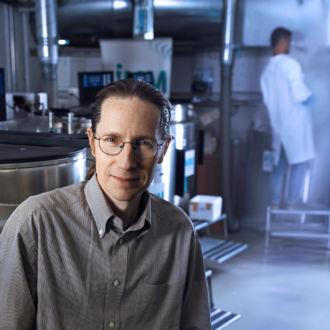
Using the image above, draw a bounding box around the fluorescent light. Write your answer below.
[43,45,49,57]
[58,39,70,46]
[113,0,128,10]
[144,31,154,40]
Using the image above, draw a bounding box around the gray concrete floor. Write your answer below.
[210,214,330,330]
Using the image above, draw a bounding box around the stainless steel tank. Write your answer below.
[171,104,198,211]
[0,144,86,221]
[148,130,176,203]
[148,103,198,208]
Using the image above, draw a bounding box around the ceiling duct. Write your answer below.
[35,0,58,108]
[133,0,154,40]
[57,0,223,49]
[220,0,239,231]
[35,0,58,80]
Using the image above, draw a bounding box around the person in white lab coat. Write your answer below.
[260,27,315,208]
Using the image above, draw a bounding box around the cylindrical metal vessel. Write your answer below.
[148,132,176,203]
[149,104,198,207]
[171,104,198,210]
[0,144,86,220]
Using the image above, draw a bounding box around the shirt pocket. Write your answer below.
[135,282,184,329]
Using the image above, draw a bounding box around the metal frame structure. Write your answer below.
[265,206,330,248]
[194,213,247,329]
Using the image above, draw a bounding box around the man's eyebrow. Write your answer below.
[99,132,157,140]
[133,135,157,140]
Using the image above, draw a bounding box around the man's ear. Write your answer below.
[87,127,96,157]
[157,136,172,164]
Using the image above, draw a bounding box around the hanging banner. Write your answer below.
[99,38,172,97]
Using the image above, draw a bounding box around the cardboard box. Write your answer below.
[189,195,223,221]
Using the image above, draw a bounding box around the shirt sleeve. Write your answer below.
[0,212,37,330]
[260,72,267,104]
[283,57,312,103]
[180,231,211,330]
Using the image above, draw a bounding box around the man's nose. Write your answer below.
[118,142,137,168]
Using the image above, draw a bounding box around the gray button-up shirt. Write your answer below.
[0,175,211,330]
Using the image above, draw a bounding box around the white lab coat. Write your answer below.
[260,54,315,165]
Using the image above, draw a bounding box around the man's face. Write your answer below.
[276,37,291,54]
[282,37,291,54]
[88,96,170,206]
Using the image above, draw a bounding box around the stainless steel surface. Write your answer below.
[22,11,30,92]
[222,0,237,66]
[133,0,154,40]
[172,104,197,210]
[35,0,58,81]
[171,104,195,124]
[8,4,17,91]
[57,0,222,48]
[220,0,240,231]
[2,115,91,135]
[49,111,53,130]
[148,132,176,203]
[67,112,73,134]
[0,148,86,219]
[171,104,196,150]
[57,0,330,48]
[149,103,197,204]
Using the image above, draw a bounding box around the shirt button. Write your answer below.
[99,229,103,237]
[109,321,115,328]
[113,279,120,287]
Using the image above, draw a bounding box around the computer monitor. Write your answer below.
[78,71,114,106]
[0,68,6,121]
[126,71,154,85]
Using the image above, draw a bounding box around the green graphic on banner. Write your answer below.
[115,63,167,94]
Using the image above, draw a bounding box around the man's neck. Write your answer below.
[273,50,285,56]
[108,193,147,230]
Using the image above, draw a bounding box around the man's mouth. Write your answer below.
[111,175,139,183]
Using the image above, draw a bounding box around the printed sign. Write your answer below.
[99,38,172,97]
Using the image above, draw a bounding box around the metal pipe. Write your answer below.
[133,0,154,40]
[35,0,58,108]
[35,0,58,81]
[3,4,12,92]
[221,0,236,66]
[220,0,239,231]
[21,11,30,92]
[8,5,17,91]
[57,0,222,44]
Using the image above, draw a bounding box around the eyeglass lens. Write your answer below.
[99,135,158,159]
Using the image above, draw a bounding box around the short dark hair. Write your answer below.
[271,27,292,49]
[91,78,171,141]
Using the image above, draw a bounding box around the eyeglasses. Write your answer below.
[93,134,163,159]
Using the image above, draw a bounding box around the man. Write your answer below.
[260,27,315,208]
[0,79,211,329]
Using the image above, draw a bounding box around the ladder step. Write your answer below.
[200,236,248,265]
[210,308,241,329]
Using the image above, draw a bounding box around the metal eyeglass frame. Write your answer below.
[93,135,163,159]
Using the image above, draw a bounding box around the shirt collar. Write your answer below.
[126,193,152,235]
[84,174,114,237]
[84,174,152,238]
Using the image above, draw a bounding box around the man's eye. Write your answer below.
[105,136,120,143]
[135,139,154,147]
